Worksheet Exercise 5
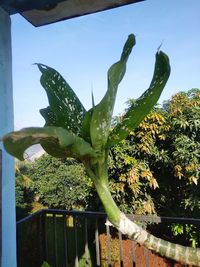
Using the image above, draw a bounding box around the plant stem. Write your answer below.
[85,163,121,225]
[93,178,121,225]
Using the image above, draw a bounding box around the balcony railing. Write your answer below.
[17,209,200,267]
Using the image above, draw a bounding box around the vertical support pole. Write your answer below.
[0,7,17,267]
[0,150,2,265]
[95,219,100,266]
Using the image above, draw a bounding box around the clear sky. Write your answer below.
[11,0,200,129]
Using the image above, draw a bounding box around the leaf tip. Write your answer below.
[36,63,49,73]
[121,34,136,60]
[157,40,164,52]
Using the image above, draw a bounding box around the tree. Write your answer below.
[109,89,200,247]
[153,89,200,217]
[3,34,200,265]
[15,160,35,220]
[109,138,158,215]
[29,154,93,210]
[15,155,99,213]
[110,89,200,218]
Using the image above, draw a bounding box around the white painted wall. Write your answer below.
[0,7,17,267]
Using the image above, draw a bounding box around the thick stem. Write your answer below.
[85,163,121,225]
[93,179,121,225]
[118,214,200,266]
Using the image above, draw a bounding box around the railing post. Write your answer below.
[95,218,100,266]
[132,241,136,267]
[74,216,79,267]
[84,218,89,266]
[42,211,47,263]
[63,214,69,266]
[118,231,123,267]
[106,223,111,266]
[53,214,58,267]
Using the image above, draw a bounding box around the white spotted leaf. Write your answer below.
[40,106,59,126]
[37,64,86,134]
[90,34,135,152]
[107,51,170,147]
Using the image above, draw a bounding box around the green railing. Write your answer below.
[17,209,200,267]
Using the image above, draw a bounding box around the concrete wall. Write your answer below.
[0,7,17,267]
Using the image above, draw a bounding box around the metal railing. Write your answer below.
[17,209,200,267]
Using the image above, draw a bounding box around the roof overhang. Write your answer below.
[0,0,144,26]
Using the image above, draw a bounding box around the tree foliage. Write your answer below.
[109,89,200,246]
[15,160,35,220]
[28,155,93,210]
[153,89,200,217]
[109,89,200,217]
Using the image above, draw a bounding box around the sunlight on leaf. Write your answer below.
[90,34,136,152]
[37,64,86,135]
[107,51,170,147]
[41,262,51,267]
[3,127,96,160]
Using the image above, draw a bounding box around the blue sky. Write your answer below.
[11,0,200,129]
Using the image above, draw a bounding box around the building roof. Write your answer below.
[0,0,144,26]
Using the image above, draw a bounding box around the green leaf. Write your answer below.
[90,34,136,152]
[80,92,95,143]
[41,262,51,267]
[92,90,95,108]
[37,64,86,134]
[2,127,96,160]
[107,51,171,147]
[80,108,93,143]
[40,106,59,126]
